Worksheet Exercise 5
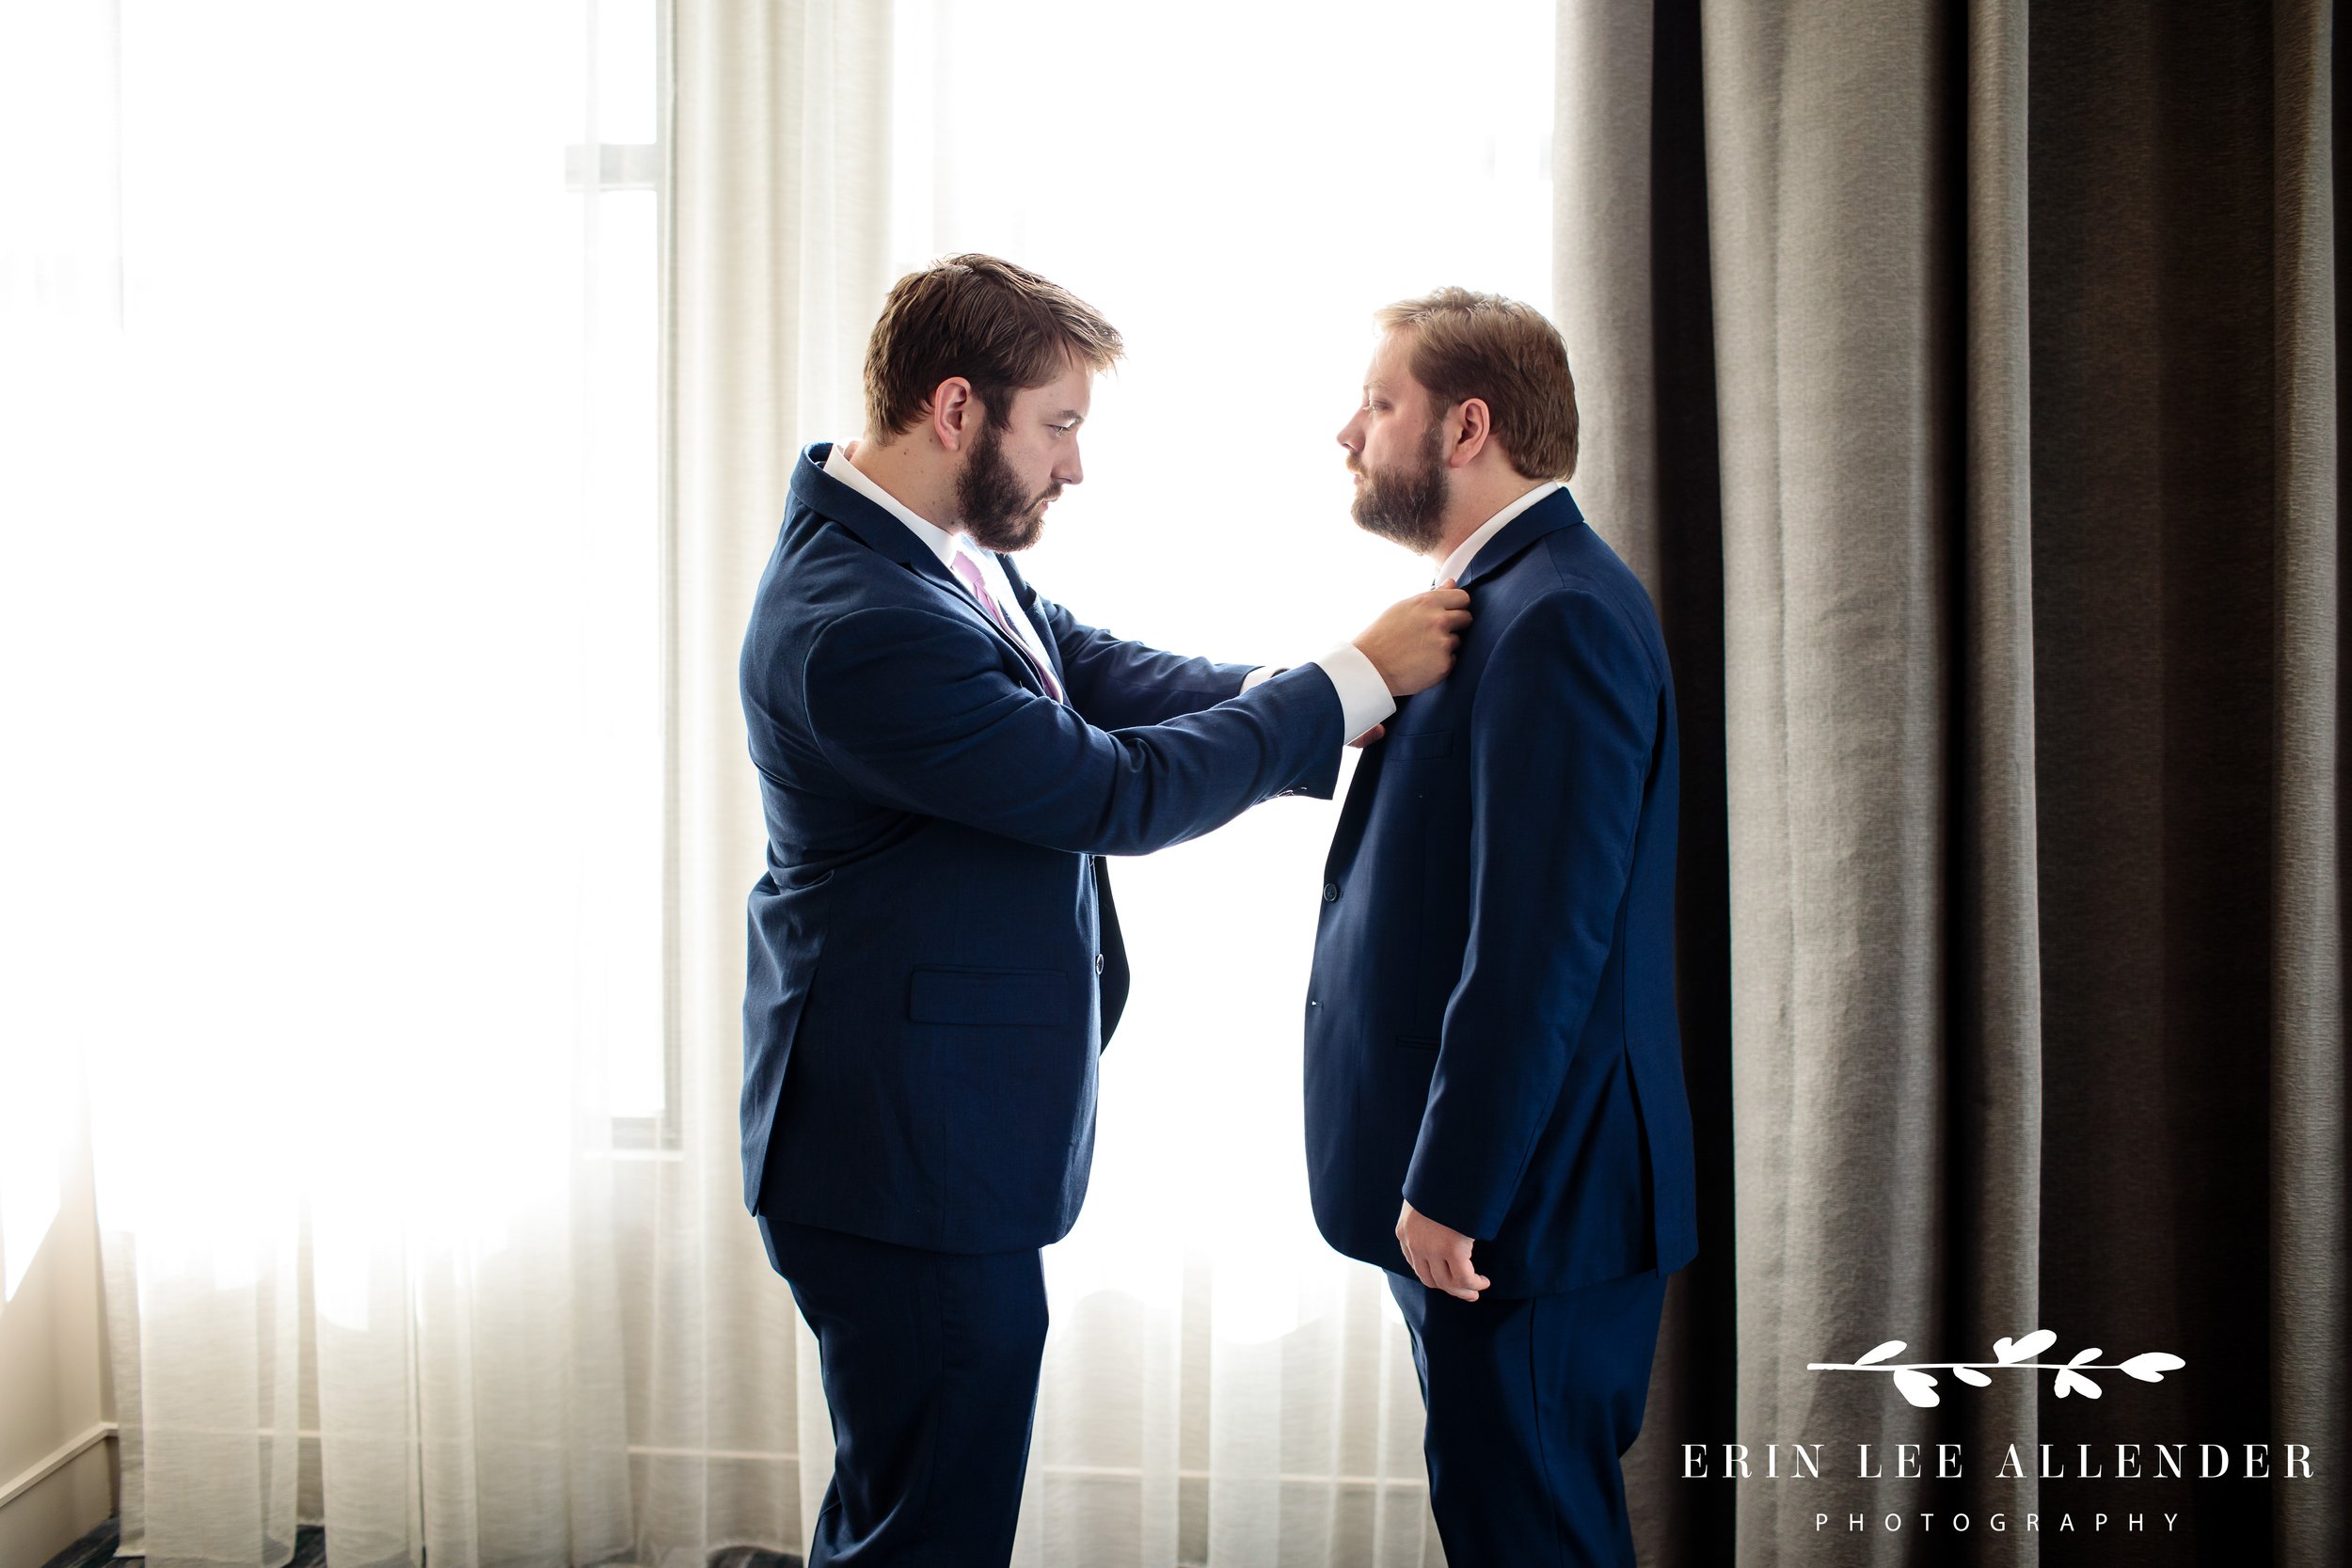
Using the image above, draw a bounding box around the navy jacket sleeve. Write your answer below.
[1032,594,1257,730]
[1402,589,1660,1238]
[803,602,1343,857]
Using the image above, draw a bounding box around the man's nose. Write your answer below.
[1057,440,1084,486]
[1336,413,1362,451]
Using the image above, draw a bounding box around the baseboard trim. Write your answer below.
[0,1428,115,1568]
[0,1423,116,1511]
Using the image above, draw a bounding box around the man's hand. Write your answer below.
[1396,1198,1489,1302]
[1356,580,1471,696]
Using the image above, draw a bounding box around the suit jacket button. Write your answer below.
[1322,882,1340,902]
[1094,953,1105,974]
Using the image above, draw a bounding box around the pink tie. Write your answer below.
[950,550,1063,701]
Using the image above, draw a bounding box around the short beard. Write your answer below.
[1349,419,1449,554]
[955,417,1056,553]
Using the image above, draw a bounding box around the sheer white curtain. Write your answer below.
[639,0,890,1555]
[19,4,651,1565]
[12,2,879,1562]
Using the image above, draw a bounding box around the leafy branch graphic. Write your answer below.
[1807,1331,2185,1408]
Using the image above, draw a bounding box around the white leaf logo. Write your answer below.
[1812,1331,2183,1405]
[2120,1352,2185,1383]
[2055,1370,2103,1399]
[1892,1369,1941,1408]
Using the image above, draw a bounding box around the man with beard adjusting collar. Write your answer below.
[1305,288,1697,1566]
[738,254,1471,1567]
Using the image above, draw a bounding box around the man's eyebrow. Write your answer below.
[1051,409,1087,424]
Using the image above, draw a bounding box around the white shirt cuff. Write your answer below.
[1240,665,1279,692]
[1311,643,1396,743]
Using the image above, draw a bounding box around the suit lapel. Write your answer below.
[993,553,1069,691]
[1320,736,1388,883]
[1453,486,1586,592]
[1324,493,1586,876]
[792,445,1060,698]
[796,444,949,578]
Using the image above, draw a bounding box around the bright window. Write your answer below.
[887,0,1557,1313]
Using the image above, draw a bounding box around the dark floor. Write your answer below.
[706,1551,801,1568]
[37,1520,801,1568]
[38,1522,326,1568]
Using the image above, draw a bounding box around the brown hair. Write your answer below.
[1375,288,1578,482]
[864,254,1123,439]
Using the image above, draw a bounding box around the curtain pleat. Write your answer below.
[90,8,644,1564]
[645,1,893,1560]
[1704,2,1965,1559]
[2029,5,2282,1560]
[1552,6,1740,1563]
[1554,0,1662,586]
[2268,4,2347,1565]
[1950,0,2043,1550]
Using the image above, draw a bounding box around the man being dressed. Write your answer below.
[1306,287,1697,1566]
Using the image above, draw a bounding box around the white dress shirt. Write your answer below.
[823,442,1394,739]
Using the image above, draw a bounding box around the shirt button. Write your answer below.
[1094,953,1105,975]
[1322,882,1340,902]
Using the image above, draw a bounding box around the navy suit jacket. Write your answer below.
[1304,488,1697,1297]
[740,444,1346,1253]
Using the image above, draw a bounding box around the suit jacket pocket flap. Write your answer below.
[907,966,1068,1027]
[1388,726,1458,759]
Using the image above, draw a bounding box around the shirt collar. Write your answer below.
[823,440,972,574]
[1431,481,1565,585]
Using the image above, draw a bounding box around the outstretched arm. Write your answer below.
[1029,595,1259,729]
[1025,578,1462,739]
[803,603,1347,858]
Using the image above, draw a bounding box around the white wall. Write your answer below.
[0,1077,115,1568]
[2,0,121,1544]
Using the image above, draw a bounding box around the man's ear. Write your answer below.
[1445,397,1493,469]
[929,376,977,452]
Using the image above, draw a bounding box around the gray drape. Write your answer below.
[1554,3,2345,1563]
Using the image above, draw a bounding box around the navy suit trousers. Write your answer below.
[759,1218,1048,1567]
[1388,1267,1668,1568]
